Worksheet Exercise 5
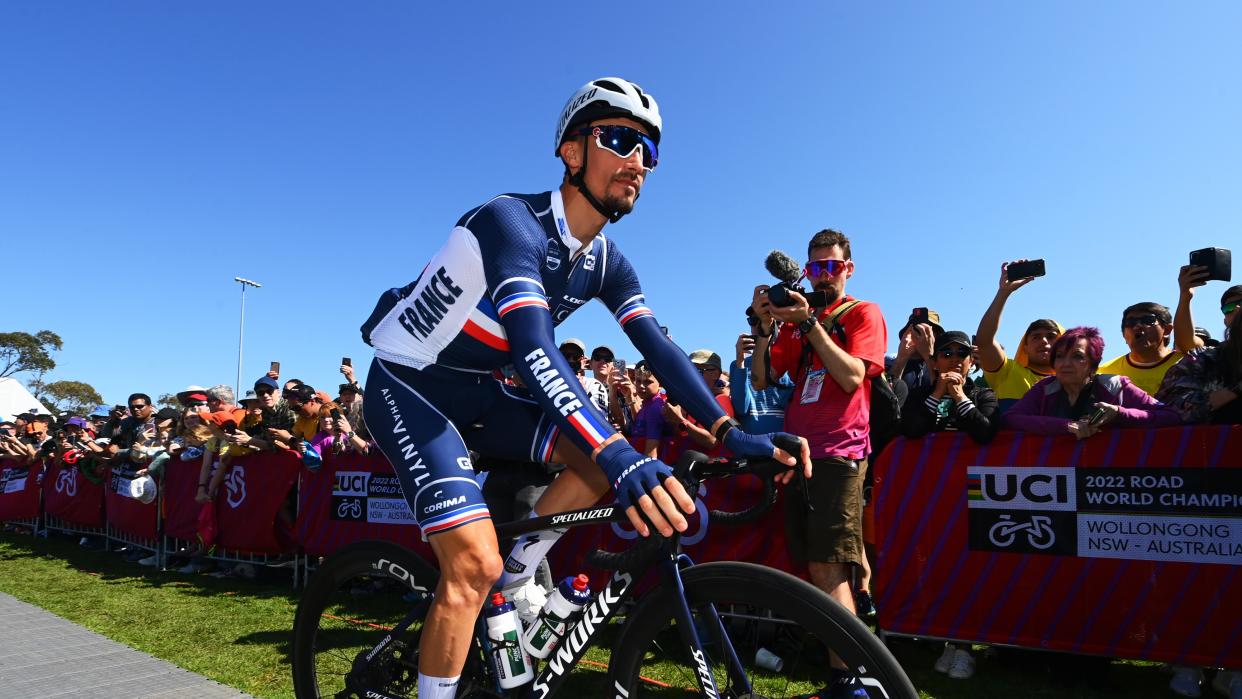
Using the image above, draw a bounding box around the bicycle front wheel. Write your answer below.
[608,561,916,699]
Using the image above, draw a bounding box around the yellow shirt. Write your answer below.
[1097,351,1184,397]
[293,413,320,441]
[985,357,1053,407]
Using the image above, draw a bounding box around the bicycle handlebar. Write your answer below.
[586,435,804,571]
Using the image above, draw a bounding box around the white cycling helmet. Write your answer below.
[554,77,662,155]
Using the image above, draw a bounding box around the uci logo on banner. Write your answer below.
[967,467,1077,511]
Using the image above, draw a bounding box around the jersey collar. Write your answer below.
[550,190,583,258]
[550,189,602,260]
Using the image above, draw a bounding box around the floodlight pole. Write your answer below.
[234,277,262,398]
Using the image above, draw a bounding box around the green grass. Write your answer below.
[0,530,1180,698]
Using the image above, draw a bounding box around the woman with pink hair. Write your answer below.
[1004,326,1179,438]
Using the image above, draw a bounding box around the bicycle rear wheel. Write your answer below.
[608,562,916,699]
[290,541,493,698]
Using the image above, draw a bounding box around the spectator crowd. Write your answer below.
[2,232,1240,697]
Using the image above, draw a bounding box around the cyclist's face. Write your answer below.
[573,117,649,215]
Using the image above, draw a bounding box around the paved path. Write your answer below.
[0,593,252,699]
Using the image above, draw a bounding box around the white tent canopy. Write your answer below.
[0,377,50,422]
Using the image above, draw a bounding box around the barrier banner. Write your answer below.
[105,465,159,540]
[547,465,804,585]
[874,425,1242,668]
[162,459,201,541]
[297,452,434,561]
[0,462,41,521]
[43,461,105,528]
[212,451,301,554]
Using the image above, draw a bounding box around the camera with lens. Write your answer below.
[766,281,805,308]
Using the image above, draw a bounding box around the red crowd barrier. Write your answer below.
[212,450,301,554]
[873,425,1242,667]
[0,461,41,521]
[43,461,105,528]
[296,451,435,562]
[161,459,200,541]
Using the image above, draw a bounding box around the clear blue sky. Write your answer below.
[3,2,1240,406]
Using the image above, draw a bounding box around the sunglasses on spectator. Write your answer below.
[561,352,584,362]
[938,348,972,359]
[128,403,148,411]
[1224,302,1241,315]
[576,125,658,170]
[695,365,720,373]
[591,354,614,363]
[804,259,847,278]
[255,388,276,396]
[1122,314,1161,328]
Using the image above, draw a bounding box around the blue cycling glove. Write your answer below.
[596,440,675,510]
[723,427,800,460]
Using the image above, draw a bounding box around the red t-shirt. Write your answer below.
[768,296,887,460]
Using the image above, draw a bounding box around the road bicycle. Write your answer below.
[292,447,918,698]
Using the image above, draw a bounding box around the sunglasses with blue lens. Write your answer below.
[576,125,658,170]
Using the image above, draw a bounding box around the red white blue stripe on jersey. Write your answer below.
[421,504,491,536]
[567,410,610,450]
[614,300,654,326]
[534,424,559,463]
[497,291,550,318]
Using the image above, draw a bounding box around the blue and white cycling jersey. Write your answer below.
[363,190,651,375]
[361,189,728,536]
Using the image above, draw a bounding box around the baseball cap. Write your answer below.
[559,338,586,355]
[590,345,616,361]
[933,330,972,353]
[239,389,260,405]
[688,349,722,370]
[254,376,280,391]
[900,308,945,335]
[65,416,89,430]
[128,475,158,505]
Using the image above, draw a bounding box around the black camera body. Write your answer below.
[767,281,804,308]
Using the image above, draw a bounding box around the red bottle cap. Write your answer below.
[491,592,506,606]
[572,574,589,590]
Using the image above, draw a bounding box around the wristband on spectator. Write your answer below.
[713,417,740,443]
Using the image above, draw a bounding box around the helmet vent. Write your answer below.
[593,79,625,94]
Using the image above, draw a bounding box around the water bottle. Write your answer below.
[522,574,592,659]
[485,592,535,689]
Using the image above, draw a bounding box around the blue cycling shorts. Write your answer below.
[363,358,562,538]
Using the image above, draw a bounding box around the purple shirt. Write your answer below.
[631,393,668,445]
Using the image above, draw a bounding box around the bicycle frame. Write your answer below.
[460,503,748,698]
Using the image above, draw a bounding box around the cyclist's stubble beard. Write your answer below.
[599,175,640,217]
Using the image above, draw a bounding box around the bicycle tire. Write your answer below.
[292,541,493,698]
[608,561,917,699]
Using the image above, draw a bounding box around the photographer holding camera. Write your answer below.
[749,229,887,690]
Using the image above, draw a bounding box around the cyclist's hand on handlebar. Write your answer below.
[723,429,812,484]
[605,450,696,538]
[626,474,696,539]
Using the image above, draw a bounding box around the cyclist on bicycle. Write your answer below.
[359,77,810,698]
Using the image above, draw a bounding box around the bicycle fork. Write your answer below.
[662,553,751,698]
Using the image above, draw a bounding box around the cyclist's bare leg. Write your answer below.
[808,561,855,669]
[418,519,504,677]
[526,437,609,515]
